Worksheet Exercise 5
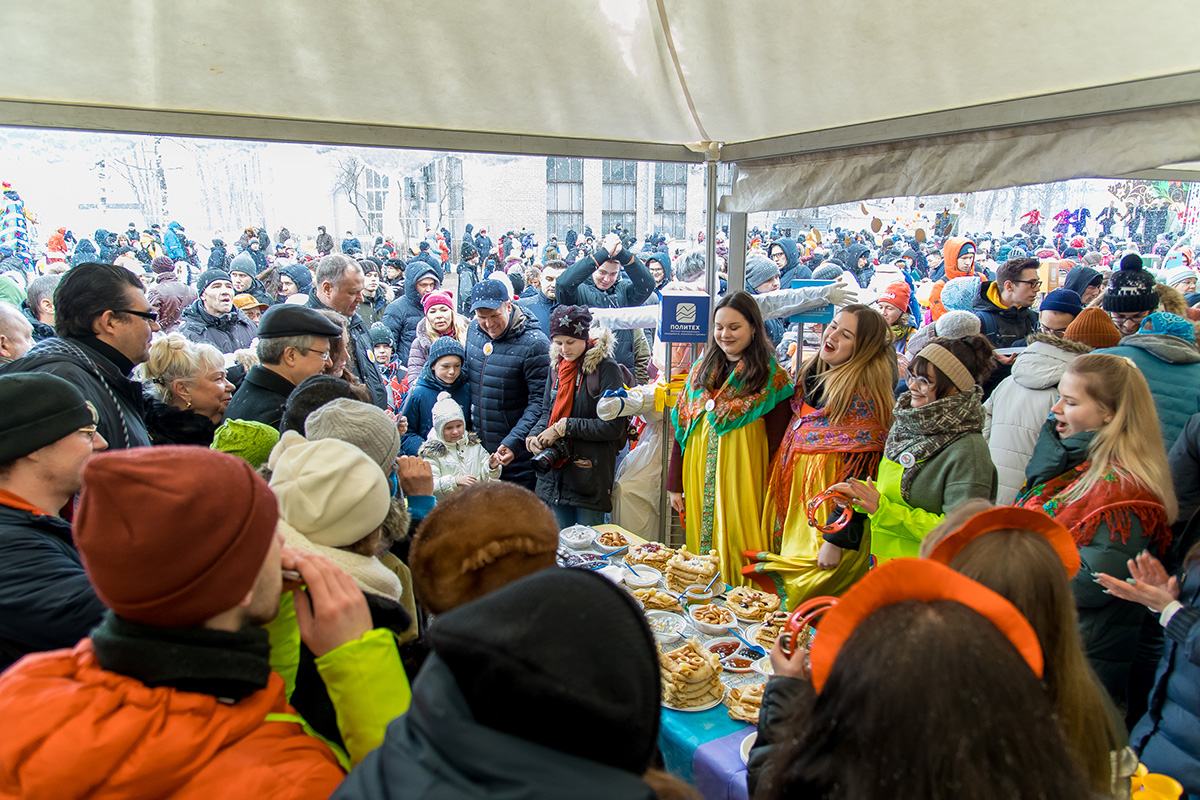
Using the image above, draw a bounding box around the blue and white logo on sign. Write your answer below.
[659,294,709,343]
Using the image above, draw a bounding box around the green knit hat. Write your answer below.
[210,419,280,468]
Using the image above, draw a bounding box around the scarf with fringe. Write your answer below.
[884,386,985,503]
[1017,463,1172,555]
[767,384,888,533]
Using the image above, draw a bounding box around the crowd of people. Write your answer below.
[2,207,1200,798]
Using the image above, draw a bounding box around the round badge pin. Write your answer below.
[705,399,716,412]
[483,343,493,356]
[899,452,916,468]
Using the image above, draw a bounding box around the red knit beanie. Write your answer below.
[879,282,912,313]
[75,446,279,627]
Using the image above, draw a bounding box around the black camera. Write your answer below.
[531,440,572,474]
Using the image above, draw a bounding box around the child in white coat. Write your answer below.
[419,391,502,500]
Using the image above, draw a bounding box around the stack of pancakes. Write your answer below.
[660,638,724,709]
[627,542,675,570]
[665,547,719,593]
[725,587,782,622]
[726,683,765,723]
[755,610,790,649]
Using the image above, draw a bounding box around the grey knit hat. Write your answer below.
[304,398,401,475]
[744,253,780,291]
[934,310,983,339]
[812,263,844,282]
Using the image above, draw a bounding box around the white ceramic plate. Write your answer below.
[740,731,758,765]
[592,532,631,553]
[662,687,728,713]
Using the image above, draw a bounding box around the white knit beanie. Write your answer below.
[430,391,466,440]
[268,432,391,547]
[305,398,401,475]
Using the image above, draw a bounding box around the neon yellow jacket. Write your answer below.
[265,592,412,767]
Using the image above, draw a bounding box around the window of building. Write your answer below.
[602,159,638,237]
[653,162,688,239]
[546,157,583,240]
[364,168,388,233]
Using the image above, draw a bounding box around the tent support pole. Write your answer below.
[705,159,718,316]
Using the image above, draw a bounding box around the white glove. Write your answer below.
[827,281,858,307]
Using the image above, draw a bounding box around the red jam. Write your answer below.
[708,641,738,657]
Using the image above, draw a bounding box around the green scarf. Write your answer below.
[883,385,985,503]
[672,357,793,448]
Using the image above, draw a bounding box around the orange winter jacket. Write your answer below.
[929,237,981,321]
[0,640,345,800]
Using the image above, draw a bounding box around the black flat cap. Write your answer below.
[256,305,343,339]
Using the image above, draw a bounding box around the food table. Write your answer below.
[559,525,769,800]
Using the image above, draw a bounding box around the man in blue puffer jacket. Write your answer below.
[769,236,811,286]
[464,280,549,491]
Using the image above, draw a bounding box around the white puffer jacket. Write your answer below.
[418,431,502,500]
[983,336,1091,504]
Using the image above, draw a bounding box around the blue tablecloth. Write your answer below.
[660,705,752,800]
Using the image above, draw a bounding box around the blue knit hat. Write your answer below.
[1039,289,1083,317]
[1139,312,1195,343]
[428,334,466,366]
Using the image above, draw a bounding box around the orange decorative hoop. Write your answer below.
[807,487,853,534]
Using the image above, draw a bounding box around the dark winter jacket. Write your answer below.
[206,239,228,272]
[341,236,362,254]
[70,239,97,268]
[1169,413,1200,552]
[1097,335,1200,451]
[557,246,655,375]
[844,243,875,288]
[94,229,117,264]
[971,281,1038,348]
[532,331,625,512]
[329,654,656,800]
[19,301,55,341]
[1064,265,1103,298]
[1131,561,1200,795]
[464,306,550,490]
[316,231,335,256]
[0,337,150,449]
[773,237,812,285]
[1024,422,1157,699]
[411,251,441,275]
[516,290,557,337]
[306,294,387,409]
[747,676,808,796]
[456,260,480,315]
[399,362,471,456]
[0,501,106,671]
[143,397,218,447]
[355,291,387,327]
[278,264,313,297]
[240,275,274,309]
[222,365,296,430]
[383,261,442,364]
[178,300,258,355]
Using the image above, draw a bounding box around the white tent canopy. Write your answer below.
[4,0,1200,212]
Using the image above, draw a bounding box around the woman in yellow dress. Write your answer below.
[747,305,896,607]
[667,291,793,587]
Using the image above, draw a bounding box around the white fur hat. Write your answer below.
[430,391,466,439]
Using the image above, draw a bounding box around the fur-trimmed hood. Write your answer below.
[548,327,615,372]
[419,431,483,458]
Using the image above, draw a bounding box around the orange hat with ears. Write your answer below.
[928,507,1080,579]
[809,559,1043,692]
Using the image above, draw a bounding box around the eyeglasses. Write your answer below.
[904,370,932,394]
[304,347,332,362]
[1110,311,1148,329]
[76,425,99,442]
[1039,323,1068,337]
[1012,279,1042,289]
[113,308,159,323]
